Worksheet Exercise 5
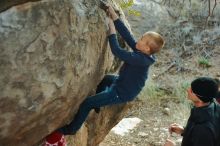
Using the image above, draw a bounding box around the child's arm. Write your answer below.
[107,6,136,51]
[108,17,116,35]
[108,18,154,66]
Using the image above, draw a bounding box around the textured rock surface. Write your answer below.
[0,0,132,146]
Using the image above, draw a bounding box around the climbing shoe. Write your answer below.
[44,131,66,146]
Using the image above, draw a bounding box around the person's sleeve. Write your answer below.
[113,19,137,51]
[108,34,153,66]
[191,125,215,146]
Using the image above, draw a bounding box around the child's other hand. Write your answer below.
[169,123,184,135]
[107,6,114,16]
[106,6,119,21]
[164,139,176,146]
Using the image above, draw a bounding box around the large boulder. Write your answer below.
[0,0,132,146]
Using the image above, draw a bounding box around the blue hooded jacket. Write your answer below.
[108,19,155,100]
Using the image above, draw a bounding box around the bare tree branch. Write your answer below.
[204,0,217,29]
[211,0,217,16]
[204,0,211,29]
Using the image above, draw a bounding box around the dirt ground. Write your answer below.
[100,96,189,146]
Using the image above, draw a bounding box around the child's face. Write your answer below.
[136,35,159,55]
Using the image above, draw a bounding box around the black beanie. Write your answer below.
[191,77,218,103]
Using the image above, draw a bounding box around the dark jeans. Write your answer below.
[58,75,124,135]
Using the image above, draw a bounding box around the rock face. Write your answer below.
[0,0,132,146]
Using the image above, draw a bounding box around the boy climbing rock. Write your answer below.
[44,3,165,146]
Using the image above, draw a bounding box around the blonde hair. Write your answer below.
[144,31,165,54]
